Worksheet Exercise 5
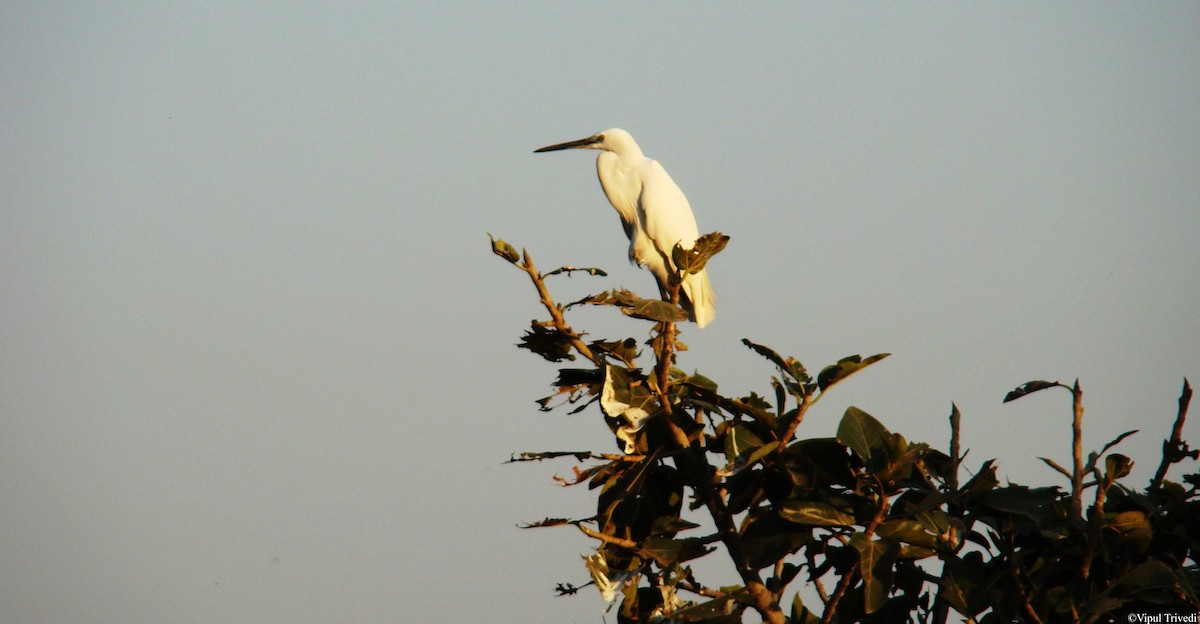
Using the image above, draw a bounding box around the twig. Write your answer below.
[576,524,639,550]
[519,250,601,366]
[948,403,962,511]
[519,247,786,622]
[653,281,682,416]
[822,479,889,624]
[934,404,964,624]
[1004,519,1045,624]
[778,395,812,445]
[1150,378,1193,490]
[821,561,858,624]
[674,578,726,599]
[1081,466,1108,581]
[647,275,782,621]
[1040,456,1074,482]
[646,281,756,616]
[1071,379,1085,522]
[813,576,830,604]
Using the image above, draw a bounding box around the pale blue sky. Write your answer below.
[2,3,1198,622]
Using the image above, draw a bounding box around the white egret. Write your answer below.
[534,128,716,327]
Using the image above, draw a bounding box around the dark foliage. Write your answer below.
[493,236,1199,623]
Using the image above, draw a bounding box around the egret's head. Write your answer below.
[534,128,638,156]
[589,128,637,154]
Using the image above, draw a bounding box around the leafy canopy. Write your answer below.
[492,235,1199,624]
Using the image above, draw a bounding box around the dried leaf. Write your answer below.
[488,233,520,263]
[1003,380,1064,403]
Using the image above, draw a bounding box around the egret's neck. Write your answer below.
[606,144,645,169]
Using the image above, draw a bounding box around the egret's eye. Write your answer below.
[595,134,605,142]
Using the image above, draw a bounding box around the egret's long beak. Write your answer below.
[533,136,599,153]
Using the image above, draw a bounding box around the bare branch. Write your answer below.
[518,250,601,366]
[1151,378,1193,490]
[934,403,964,624]
[821,561,859,624]
[1071,379,1085,522]
[1040,456,1073,481]
[576,524,638,549]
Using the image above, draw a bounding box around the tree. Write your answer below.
[490,234,1199,623]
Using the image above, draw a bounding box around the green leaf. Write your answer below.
[739,512,812,569]
[779,498,856,527]
[719,440,780,478]
[1104,453,1133,482]
[669,590,747,622]
[718,423,777,476]
[639,535,714,566]
[982,485,1062,521]
[1099,429,1139,456]
[1110,560,1177,594]
[851,532,899,614]
[790,593,820,624]
[876,510,958,554]
[816,353,890,392]
[581,289,690,323]
[876,518,936,549]
[783,437,859,488]
[1105,509,1152,551]
[671,232,730,276]
[649,515,701,536]
[918,510,961,551]
[938,568,973,614]
[837,406,890,464]
[742,339,789,368]
[679,370,718,394]
[487,233,520,263]
[639,535,681,566]
[1002,380,1064,403]
[875,431,917,483]
[961,460,999,500]
[723,424,765,461]
[741,339,812,387]
[623,297,690,322]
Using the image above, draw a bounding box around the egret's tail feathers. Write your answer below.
[681,269,716,328]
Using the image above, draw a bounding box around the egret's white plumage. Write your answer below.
[534,128,715,327]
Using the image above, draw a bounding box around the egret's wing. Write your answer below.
[639,159,715,326]
[597,152,650,265]
[638,160,701,260]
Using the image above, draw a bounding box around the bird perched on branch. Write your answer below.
[534,128,716,327]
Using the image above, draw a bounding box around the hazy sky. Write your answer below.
[2,3,1198,622]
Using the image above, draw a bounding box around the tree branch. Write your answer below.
[821,562,858,624]
[1071,379,1085,522]
[778,395,812,445]
[934,403,964,624]
[518,250,601,366]
[653,282,682,415]
[1150,378,1193,490]
[1004,518,1045,624]
[1081,466,1108,581]
[634,272,784,622]
[576,523,638,549]
[822,477,889,624]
